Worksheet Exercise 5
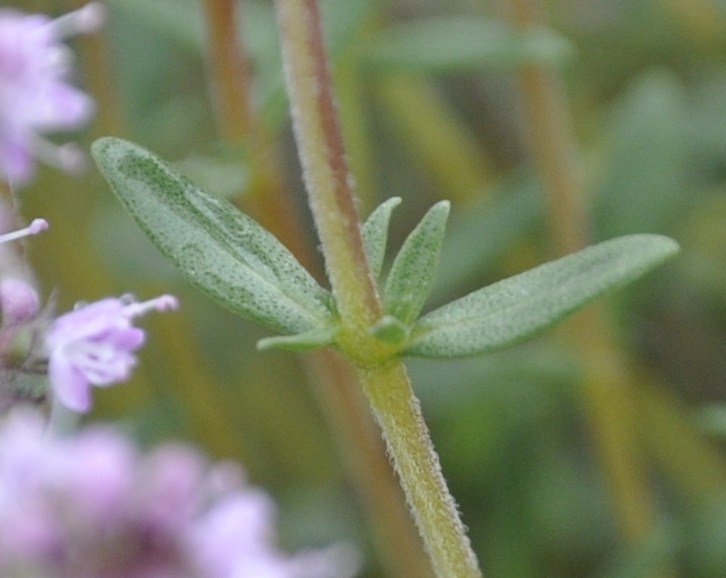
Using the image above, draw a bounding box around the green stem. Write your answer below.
[359,362,483,578]
[273,1,483,575]
[274,0,379,338]
[307,352,436,578]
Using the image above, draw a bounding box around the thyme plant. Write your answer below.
[90,1,679,576]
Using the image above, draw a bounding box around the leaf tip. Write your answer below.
[628,233,681,264]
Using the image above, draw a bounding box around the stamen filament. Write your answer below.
[123,295,179,318]
[48,2,107,39]
[0,218,49,244]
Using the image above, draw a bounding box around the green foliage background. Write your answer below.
[14,0,726,576]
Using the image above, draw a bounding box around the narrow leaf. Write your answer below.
[362,17,573,74]
[257,325,339,352]
[91,137,332,335]
[361,197,401,279]
[383,201,450,324]
[404,235,679,358]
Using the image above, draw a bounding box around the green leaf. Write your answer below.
[383,201,450,324]
[595,71,687,237]
[404,235,679,358]
[257,326,340,352]
[91,137,333,335]
[361,196,401,279]
[105,0,205,53]
[362,17,573,74]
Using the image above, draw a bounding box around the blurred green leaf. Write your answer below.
[91,137,333,335]
[404,235,679,358]
[681,192,726,302]
[106,0,205,53]
[599,525,677,578]
[362,17,573,73]
[361,196,401,279]
[432,175,543,303]
[383,200,450,324]
[698,405,726,439]
[595,71,687,237]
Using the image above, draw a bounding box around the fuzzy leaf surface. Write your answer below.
[92,137,332,335]
[405,234,679,357]
[383,201,450,324]
[362,196,401,279]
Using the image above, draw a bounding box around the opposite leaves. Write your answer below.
[89,143,680,365]
[91,137,334,337]
[404,234,679,358]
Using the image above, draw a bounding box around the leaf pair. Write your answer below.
[363,197,450,330]
[361,187,679,358]
[92,138,679,361]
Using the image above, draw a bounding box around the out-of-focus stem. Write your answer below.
[503,0,587,256]
[376,75,494,205]
[70,0,124,134]
[201,0,308,262]
[335,46,377,213]
[201,0,253,142]
[503,0,656,545]
[637,377,726,501]
[274,1,483,575]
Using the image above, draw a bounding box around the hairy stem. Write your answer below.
[273,0,483,575]
[274,0,380,338]
[307,352,436,578]
[359,363,483,578]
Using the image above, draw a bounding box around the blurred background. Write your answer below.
[11,0,726,576]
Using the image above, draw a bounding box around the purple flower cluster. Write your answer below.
[0,410,358,578]
[0,6,361,578]
[0,3,104,186]
[0,216,178,414]
[45,295,179,413]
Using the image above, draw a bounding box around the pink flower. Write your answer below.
[0,409,359,578]
[0,3,105,186]
[44,294,179,413]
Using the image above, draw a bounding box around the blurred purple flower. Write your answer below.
[0,409,359,578]
[0,218,47,326]
[44,294,179,413]
[0,3,105,186]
